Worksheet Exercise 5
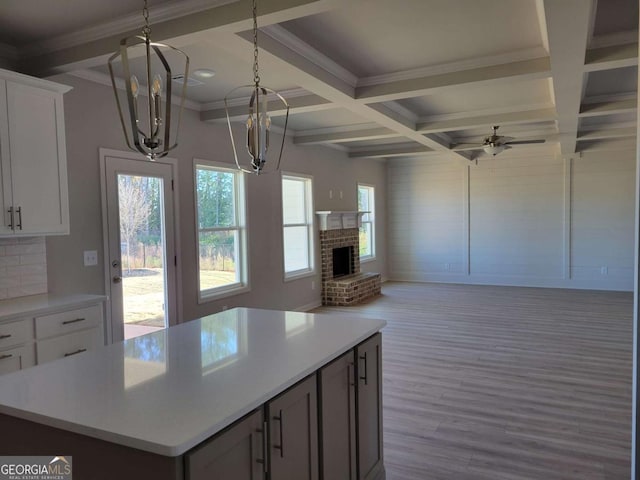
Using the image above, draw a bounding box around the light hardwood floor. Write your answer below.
[314,282,633,480]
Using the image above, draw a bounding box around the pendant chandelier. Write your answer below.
[224,0,290,175]
[108,0,190,160]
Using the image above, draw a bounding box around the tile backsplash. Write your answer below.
[0,237,47,300]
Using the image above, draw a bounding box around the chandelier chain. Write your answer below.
[142,0,151,37]
[252,0,260,85]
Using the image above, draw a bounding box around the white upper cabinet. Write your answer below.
[0,69,71,236]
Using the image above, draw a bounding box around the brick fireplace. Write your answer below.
[317,212,381,306]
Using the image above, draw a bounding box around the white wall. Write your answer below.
[45,74,387,321]
[388,151,635,291]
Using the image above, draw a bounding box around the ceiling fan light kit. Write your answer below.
[108,0,190,160]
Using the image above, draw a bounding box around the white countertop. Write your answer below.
[0,293,107,322]
[0,308,385,456]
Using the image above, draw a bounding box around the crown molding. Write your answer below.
[201,87,311,111]
[19,0,238,58]
[260,24,359,88]
[69,69,202,111]
[589,30,638,49]
[357,47,549,88]
[417,103,556,124]
[380,101,419,124]
[294,122,382,137]
[582,92,637,105]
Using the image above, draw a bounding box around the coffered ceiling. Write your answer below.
[0,0,637,162]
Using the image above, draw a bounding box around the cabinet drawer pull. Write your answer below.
[62,318,86,325]
[255,421,268,473]
[15,207,22,230]
[64,348,87,357]
[0,334,12,340]
[0,354,13,361]
[273,410,284,458]
[7,207,14,230]
[359,353,368,385]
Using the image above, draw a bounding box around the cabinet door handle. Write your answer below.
[64,348,87,357]
[360,352,368,385]
[15,207,22,230]
[273,410,284,458]
[7,207,14,230]
[0,354,13,361]
[62,318,85,325]
[255,421,268,473]
[0,334,12,340]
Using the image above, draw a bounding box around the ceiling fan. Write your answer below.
[455,126,546,157]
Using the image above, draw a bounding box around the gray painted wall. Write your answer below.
[45,74,387,322]
[388,151,635,291]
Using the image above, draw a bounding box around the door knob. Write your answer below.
[113,276,122,284]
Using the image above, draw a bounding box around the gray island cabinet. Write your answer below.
[0,308,385,480]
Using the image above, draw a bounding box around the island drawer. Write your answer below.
[0,319,32,349]
[35,305,103,339]
[0,343,35,375]
[36,327,104,364]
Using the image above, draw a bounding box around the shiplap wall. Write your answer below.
[388,150,635,291]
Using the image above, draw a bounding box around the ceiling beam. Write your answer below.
[354,58,552,104]
[583,42,638,72]
[201,93,333,122]
[579,99,637,117]
[20,0,338,76]
[542,0,594,155]
[577,126,637,140]
[348,145,432,159]
[417,108,557,134]
[243,26,471,160]
[293,127,399,145]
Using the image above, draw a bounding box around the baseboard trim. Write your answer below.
[388,272,633,292]
[293,299,323,312]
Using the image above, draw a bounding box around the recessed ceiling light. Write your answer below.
[192,69,216,79]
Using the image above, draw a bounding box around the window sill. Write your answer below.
[284,270,316,283]
[360,255,376,263]
[198,284,251,304]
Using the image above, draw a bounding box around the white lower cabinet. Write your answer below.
[0,343,35,375]
[0,300,105,373]
[36,328,103,364]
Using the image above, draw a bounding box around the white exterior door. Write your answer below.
[102,152,178,343]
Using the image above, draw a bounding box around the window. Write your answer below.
[195,161,247,300]
[282,174,314,278]
[358,184,375,259]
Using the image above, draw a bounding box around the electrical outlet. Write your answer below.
[329,190,333,199]
[83,250,98,267]
[339,190,343,199]
[601,266,608,275]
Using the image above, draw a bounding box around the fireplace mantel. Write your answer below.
[316,211,368,231]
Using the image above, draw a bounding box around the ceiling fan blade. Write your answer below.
[504,139,546,145]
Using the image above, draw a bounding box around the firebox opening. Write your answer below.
[333,246,353,278]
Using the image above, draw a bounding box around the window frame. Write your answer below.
[357,183,376,261]
[281,172,315,281]
[193,159,249,302]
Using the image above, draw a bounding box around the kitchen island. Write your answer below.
[0,308,386,480]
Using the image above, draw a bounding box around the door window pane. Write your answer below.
[117,174,167,339]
